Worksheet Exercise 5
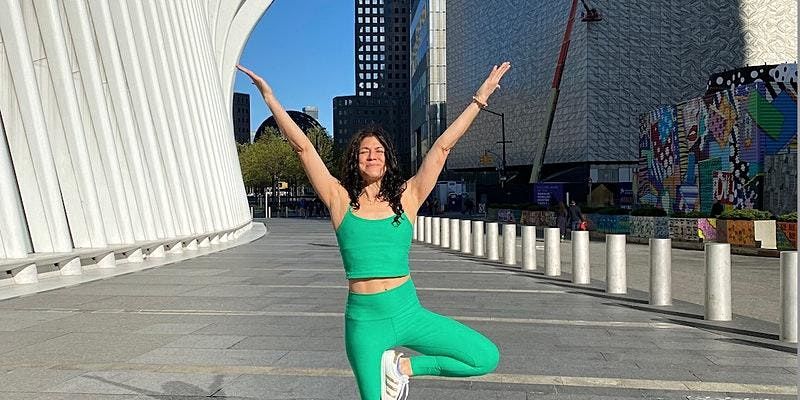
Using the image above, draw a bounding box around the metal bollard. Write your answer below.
[472,221,485,257]
[503,224,516,265]
[424,216,433,244]
[522,225,536,270]
[416,216,425,242]
[606,234,627,294]
[544,227,561,276]
[571,230,590,284]
[441,218,450,248]
[649,238,672,306]
[780,251,797,342]
[486,222,500,261]
[460,220,472,254]
[432,217,441,246]
[450,219,461,251]
[704,243,731,321]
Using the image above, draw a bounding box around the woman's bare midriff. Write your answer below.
[349,275,410,294]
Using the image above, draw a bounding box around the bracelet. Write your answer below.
[471,95,487,108]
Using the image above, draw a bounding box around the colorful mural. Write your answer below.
[698,218,718,241]
[630,216,670,239]
[584,214,630,234]
[520,211,557,227]
[706,63,798,94]
[764,153,797,215]
[776,222,797,250]
[669,218,700,241]
[639,64,797,214]
[489,208,522,223]
[717,220,757,247]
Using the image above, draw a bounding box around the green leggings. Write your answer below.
[344,279,499,400]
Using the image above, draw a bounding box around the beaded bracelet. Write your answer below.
[471,95,488,109]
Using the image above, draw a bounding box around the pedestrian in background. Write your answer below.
[568,200,584,234]
[557,202,568,240]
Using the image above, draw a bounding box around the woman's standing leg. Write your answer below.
[345,317,395,400]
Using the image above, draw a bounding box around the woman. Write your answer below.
[557,201,568,240]
[238,61,510,400]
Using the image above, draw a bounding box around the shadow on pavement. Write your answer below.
[84,374,226,399]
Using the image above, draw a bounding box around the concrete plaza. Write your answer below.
[0,218,796,399]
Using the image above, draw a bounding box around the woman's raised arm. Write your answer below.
[237,64,343,207]
[406,62,511,205]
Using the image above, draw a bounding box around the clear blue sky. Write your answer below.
[234,0,355,136]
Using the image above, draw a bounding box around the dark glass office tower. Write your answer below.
[334,0,411,174]
[232,92,251,144]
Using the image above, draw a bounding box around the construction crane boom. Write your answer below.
[529,0,601,183]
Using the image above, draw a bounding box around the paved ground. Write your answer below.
[0,218,796,399]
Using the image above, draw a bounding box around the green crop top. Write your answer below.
[334,206,413,279]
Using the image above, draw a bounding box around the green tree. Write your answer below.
[304,127,337,180]
[238,126,340,194]
[238,128,294,190]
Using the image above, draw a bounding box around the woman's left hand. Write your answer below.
[237,64,274,98]
[474,62,511,105]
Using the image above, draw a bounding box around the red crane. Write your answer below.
[530,0,601,183]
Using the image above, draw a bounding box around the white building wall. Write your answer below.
[0,0,269,283]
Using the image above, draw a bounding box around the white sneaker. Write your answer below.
[380,349,409,400]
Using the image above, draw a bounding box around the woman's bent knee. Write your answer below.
[473,340,500,375]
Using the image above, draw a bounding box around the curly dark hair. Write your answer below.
[340,126,407,226]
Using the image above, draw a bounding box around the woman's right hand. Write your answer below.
[237,64,273,98]
[474,61,511,105]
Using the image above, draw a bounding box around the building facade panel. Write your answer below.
[410,0,447,172]
[183,0,231,230]
[446,0,585,170]
[446,0,796,182]
[165,0,223,233]
[1,0,74,253]
[89,0,165,239]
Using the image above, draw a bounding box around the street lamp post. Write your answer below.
[482,149,503,182]
[480,107,510,188]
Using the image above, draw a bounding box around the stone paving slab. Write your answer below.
[164,335,247,349]
[57,371,237,396]
[218,374,357,399]
[2,368,86,392]
[0,218,795,399]
[77,295,278,312]
[0,332,177,364]
[0,294,111,309]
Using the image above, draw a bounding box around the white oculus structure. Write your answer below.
[0,0,272,285]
